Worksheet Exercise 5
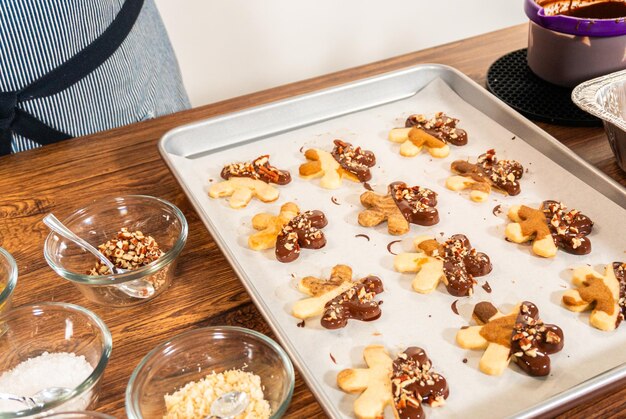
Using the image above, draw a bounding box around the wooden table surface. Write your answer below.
[1,24,625,418]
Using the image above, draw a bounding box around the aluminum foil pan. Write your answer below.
[572,69,626,172]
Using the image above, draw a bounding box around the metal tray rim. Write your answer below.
[159,63,626,418]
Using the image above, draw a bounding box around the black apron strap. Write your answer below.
[0,0,145,155]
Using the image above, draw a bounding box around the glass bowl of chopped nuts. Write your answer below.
[126,326,295,419]
[43,195,188,307]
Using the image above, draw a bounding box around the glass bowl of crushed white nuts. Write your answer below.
[126,326,295,419]
[44,195,188,307]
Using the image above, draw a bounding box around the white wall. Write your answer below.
[155,1,526,107]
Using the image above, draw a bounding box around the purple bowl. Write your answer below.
[524,0,626,87]
[524,0,626,37]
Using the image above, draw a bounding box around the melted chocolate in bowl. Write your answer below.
[541,0,626,18]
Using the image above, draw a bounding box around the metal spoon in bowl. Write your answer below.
[0,386,73,409]
[43,214,155,299]
[207,391,249,419]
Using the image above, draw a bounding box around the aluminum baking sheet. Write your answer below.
[159,65,626,418]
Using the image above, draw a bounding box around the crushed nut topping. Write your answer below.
[275,210,327,263]
[221,155,291,185]
[419,234,492,297]
[390,183,437,214]
[391,347,449,418]
[478,149,523,191]
[614,262,626,324]
[321,276,384,329]
[451,149,523,197]
[405,112,468,146]
[88,228,164,275]
[164,369,271,419]
[508,302,564,376]
[331,139,376,182]
[541,200,593,255]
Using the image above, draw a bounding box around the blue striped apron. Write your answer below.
[0,0,190,155]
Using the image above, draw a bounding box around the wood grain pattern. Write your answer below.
[0,24,624,419]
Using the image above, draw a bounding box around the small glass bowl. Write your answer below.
[126,326,295,419]
[41,412,115,419]
[44,195,188,307]
[0,247,18,316]
[0,303,112,418]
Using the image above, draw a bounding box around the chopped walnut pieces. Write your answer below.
[416,234,492,297]
[477,148,496,164]
[545,330,562,344]
[478,150,523,191]
[390,182,438,217]
[393,185,430,209]
[540,200,594,255]
[88,228,164,276]
[220,155,291,185]
[330,140,376,182]
[508,302,564,376]
[405,112,468,146]
[321,276,384,329]
[450,149,524,200]
[391,347,449,418]
[275,210,327,263]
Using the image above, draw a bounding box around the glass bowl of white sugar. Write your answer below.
[0,303,112,417]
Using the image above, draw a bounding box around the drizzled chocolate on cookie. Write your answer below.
[615,262,626,325]
[541,200,593,254]
[321,276,384,329]
[275,210,327,263]
[473,301,564,377]
[510,302,564,377]
[418,234,492,296]
[390,181,439,226]
[392,347,449,419]
[451,149,524,195]
[406,112,467,146]
[221,155,291,185]
[330,139,376,182]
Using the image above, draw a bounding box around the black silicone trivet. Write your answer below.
[486,48,600,127]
